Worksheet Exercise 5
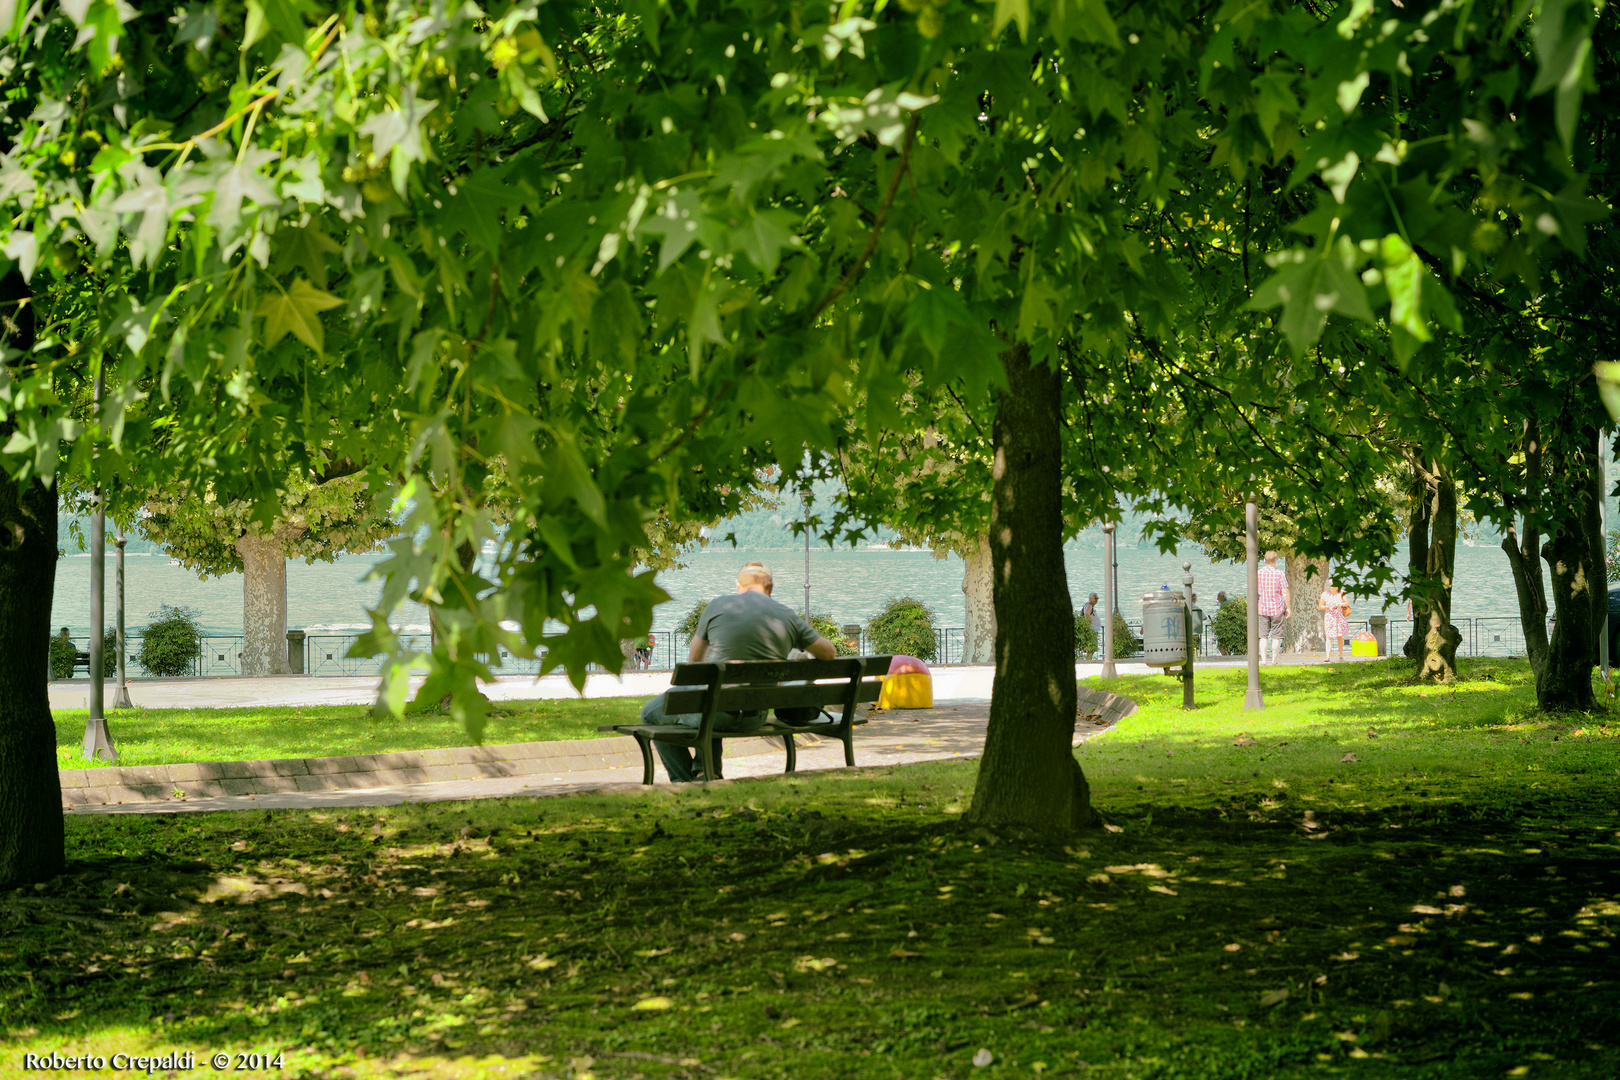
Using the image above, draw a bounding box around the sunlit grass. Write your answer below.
[52,697,642,770]
[10,659,1618,1078]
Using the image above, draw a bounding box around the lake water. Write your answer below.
[49,529,1552,637]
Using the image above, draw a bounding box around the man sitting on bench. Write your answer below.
[641,562,836,782]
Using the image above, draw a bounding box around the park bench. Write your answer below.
[598,655,892,784]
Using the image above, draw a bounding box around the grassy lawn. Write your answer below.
[6,660,1619,1079]
[52,698,642,770]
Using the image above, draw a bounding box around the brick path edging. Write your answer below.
[59,733,810,809]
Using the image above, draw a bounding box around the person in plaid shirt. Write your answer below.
[1256,550,1291,663]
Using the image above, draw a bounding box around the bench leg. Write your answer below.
[699,737,717,784]
[783,733,797,774]
[841,726,856,767]
[633,733,655,785]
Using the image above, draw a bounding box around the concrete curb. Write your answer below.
[1075,688,1138,729]
[59,733,816,809]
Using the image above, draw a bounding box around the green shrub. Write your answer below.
[1073,610,1099,659]
[866,597,938,662]
[1113,612,1142,656]
[808,614,860,656]
[48,631,75,679]
[1213,597,1248,656]
[48,629,117,678]
[1073,611,1141,657]
[137,606,203,677]
[676,601,707,638]
[100,628,117,677]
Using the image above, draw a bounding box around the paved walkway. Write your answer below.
[48,654,1373,711]
[64,691,1138,817]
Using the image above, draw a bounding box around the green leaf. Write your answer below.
[258,0,310,47]
[256,279,345,352]
[1530,0,1598,151]
[541,433,607,527]
[1247,246,1372,355]
[207,148,280,231]
[990,0,1030,41]
[1379,234,1460,368]
[733,208,799,275]
[358,85,439,177]
[622,0,662,52]
[636,189,706,272]
[1,230,37,282]
[274,221,342,288]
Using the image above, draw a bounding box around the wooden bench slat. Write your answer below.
[664,679,881,716]
[669,657,880,686]
[598,715,869,737]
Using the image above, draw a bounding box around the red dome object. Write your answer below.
[888,654,930,676]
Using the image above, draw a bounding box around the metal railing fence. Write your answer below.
[49,614,1550,681]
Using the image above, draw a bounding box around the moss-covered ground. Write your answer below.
[6,659,1619,1079]
[52,698,638,770]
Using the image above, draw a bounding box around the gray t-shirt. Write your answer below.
[695,591,819,662]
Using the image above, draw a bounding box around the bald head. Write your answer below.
[737,563,773,594]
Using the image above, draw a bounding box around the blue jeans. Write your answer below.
[640,693,767,782]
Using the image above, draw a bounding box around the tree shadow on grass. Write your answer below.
[6,766,1619,1078]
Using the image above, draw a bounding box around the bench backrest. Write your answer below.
[664,655,892,717]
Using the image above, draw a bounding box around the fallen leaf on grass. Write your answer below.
[1386,935,1417,947]
[1148,885,1178,896]
[634,947,675,958]
[1233,736,1258,747]
[1259,988,1289,1006]
[1331,952,1360,962]
[1102,824,1123,834]
[1340,753,1359,763]
[973,1048,994,1067]
[889,948,923,958]
[632,997,674,1011]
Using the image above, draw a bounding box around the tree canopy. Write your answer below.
[0,0,1613,882]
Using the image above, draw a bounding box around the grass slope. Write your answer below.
[52,698,641,770]
[5,660,1618,1079]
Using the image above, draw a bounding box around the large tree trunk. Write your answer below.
[1403,465,1432,661]
[237,533,289,676]
[1538,433,1604,711]
[1503,518,1550,680]
[0,271,64,887]
[960,532,996,665]
[1282,553,1326,655]
[1416,462,1462,682]
[966,345,1090,833]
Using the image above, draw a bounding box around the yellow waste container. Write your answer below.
[878,655,934,709]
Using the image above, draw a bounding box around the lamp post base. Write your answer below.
[1099,660,1117,678]
[1243,688,1266,710]
[82,715,117,761]
[110,684,133,709]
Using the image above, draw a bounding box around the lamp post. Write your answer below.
[81,369,116,760]
[1181,560,1195,710]
[111,533,133,709]
[1244,497,1265,711]
[1601,429,1610,683]
[1100,522,1117,678]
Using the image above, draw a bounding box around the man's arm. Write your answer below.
[806,636,836,661]
[688,637,708,662]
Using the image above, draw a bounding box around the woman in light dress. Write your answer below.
[1080,593,1103,660]
[1319,582,1350,662]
